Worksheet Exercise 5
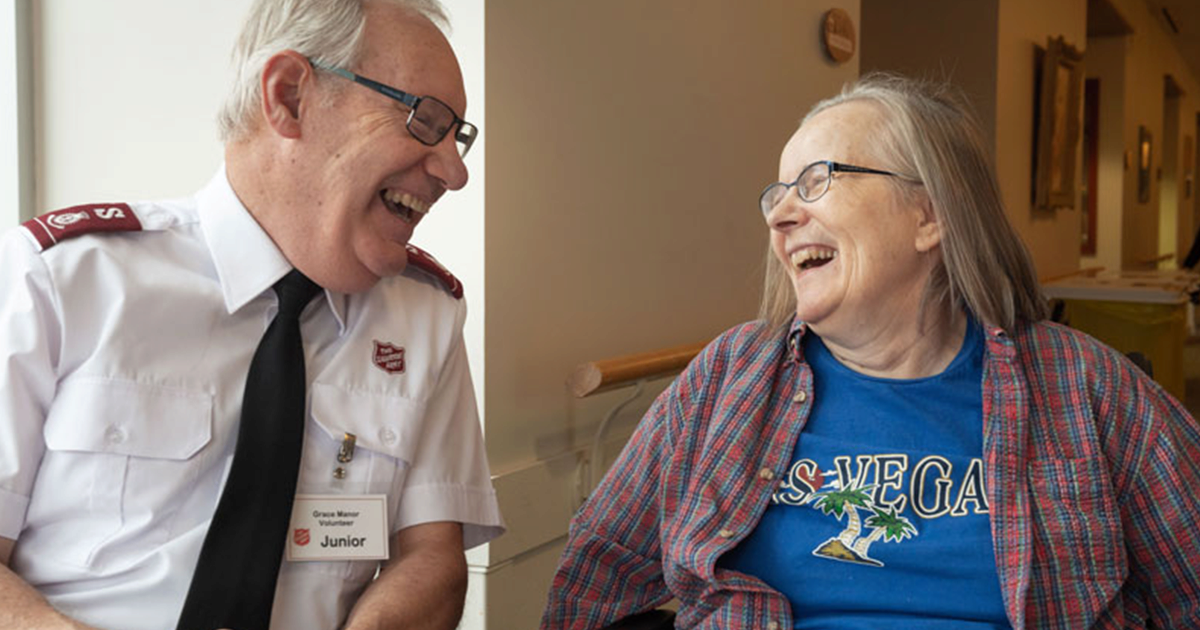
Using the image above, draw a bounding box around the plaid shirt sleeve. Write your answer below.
[1005,323,1200,628]
[1110,360,1200,626]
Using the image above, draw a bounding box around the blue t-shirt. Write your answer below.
[718,319,1011,629]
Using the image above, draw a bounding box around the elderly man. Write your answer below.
[0,1,502,629]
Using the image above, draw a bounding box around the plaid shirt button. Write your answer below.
[767,622,780,630]
[718,528,735,539]
[792,390,807,403]
[758,467,774,480]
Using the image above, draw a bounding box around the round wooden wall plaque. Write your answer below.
[823,8,856,63]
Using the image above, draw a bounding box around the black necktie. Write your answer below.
[177,269,323,630]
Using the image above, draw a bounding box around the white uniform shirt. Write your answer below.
[0,169,503,630]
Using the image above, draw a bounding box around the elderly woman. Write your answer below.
[541,74,1200,629]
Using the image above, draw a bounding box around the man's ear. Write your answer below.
[259,50,312,139]
[913,193,941,253]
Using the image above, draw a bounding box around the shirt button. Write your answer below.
[767,622,780,630]
[104,426,126,444]
[793,390,807,403]
[379,427,398,445]
[718,528,735,539]
[758,467,775,481]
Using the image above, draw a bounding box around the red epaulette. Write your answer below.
[405,244,463,299]
[21,203,142,251]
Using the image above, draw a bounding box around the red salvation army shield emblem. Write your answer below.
[373,340,406,374]
[294,528,310,546]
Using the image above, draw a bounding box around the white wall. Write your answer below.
[34,1,247,210]
[1,0,33,228]
[33,1,491,626]
[33,0,489,412]
[417,0,487,422]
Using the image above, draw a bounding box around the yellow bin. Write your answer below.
[1042,273,1194,401]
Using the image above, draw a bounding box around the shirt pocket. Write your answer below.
[1026,457,1126,601]
[34,377,212,569]
[285,382,425,584]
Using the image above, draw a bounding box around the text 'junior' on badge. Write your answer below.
[286,495,389,562]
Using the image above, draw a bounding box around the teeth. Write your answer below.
[790,247,836,269]
[384,189,430,215]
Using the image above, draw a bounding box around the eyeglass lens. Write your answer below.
[760,162,834,216]
[797,162,832,201]
[410,98,475,157]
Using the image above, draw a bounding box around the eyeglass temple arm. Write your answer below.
[832,163,895,177]
[308,59,420,110]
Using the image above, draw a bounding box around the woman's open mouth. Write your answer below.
[791,246,837,271]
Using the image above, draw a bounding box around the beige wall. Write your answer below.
[475,3,859,624]
[860,0,999,154]
[994,0,1088,281]
[860,0,1091,280]
[1101,0,1200,268]
[850,0,1200,277]
[1189,113,1200,259]
[1162,91,1180,258]
[483,0,860,473]
[1082,36,1128,272]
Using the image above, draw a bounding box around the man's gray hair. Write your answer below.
[759,73,1047,332]
[218,0,449,142]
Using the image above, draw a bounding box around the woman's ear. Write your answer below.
[259,50,312,139]
[913,193,941,253]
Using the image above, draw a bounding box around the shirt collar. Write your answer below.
[787,317,808,362]
[786,313,1016,364]
[197,166,349,332]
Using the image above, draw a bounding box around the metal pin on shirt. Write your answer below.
[338,433,357,463]
[334,432,356,479]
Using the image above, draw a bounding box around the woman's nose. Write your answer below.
[766,191,808,232]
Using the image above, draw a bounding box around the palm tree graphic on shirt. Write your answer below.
[810,482,917,567]
[774,459,919,568]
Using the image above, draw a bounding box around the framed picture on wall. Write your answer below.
[1032,36,1084,211]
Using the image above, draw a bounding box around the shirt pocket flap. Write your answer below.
[309,382,424,463]
[43,378,213,460]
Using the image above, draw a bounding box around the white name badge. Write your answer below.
[286,495,390,562]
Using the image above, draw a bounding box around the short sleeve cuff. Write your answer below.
[0,487,30,539]
[396,482,505,550]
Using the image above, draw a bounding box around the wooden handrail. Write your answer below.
[568,341,708,398]
[1040,266,1105,284]
[1133,253,1174,268]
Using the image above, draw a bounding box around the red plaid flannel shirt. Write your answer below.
[542,319,1200,629]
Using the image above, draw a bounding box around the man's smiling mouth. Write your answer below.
[381,188,429,223]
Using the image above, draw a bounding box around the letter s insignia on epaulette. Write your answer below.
[404,244,463,299]
[22,203,142,251]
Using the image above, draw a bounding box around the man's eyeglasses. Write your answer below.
[310,59,478,158]
[758,160,916,217]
